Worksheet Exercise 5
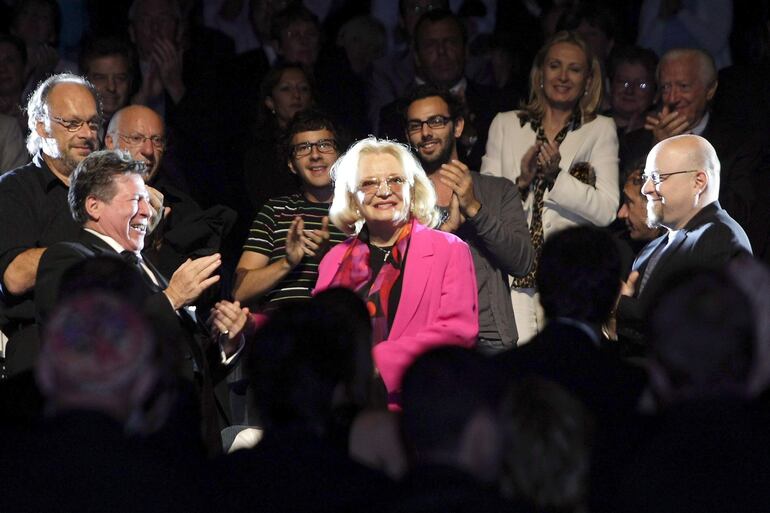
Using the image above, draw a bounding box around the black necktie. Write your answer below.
[120,250,160,290]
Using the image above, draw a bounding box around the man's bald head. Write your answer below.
[650,134,720,192]
[642,134,720,230]
[105,105,166,182]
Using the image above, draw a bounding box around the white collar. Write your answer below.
[689,111,710,136]
[84,228,134,256]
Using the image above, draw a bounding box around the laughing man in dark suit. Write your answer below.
[34,149,240,452]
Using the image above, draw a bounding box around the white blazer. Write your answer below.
[481,110,619,239]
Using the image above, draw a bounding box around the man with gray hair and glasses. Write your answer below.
[0,73,101,378]
[615,134,752,347]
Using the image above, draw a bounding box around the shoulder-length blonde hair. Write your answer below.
[522,31,603,121]
[329,137,439,235]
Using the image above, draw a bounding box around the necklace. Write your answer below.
[371,244,393,263]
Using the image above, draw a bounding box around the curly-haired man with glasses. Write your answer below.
[0,72,102,378]
[233,108,346,311]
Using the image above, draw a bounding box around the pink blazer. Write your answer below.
[315,222,479,395]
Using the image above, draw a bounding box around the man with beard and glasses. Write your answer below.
[404,85,533,352]
[0,73,101,378]
[615,134,752,346]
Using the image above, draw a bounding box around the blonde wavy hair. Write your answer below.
[522,31,603,122]
[329,137,439,235]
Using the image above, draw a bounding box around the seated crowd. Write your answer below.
[0,1,769,512]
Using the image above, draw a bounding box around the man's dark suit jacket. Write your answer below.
[0,410,212,513]
[377,80,519,171]
[145,174,237,281]
[34,230,235,450]
[213,427,394,512]
[457,173,533,352]
[617,201,752,336]
[495,320,646,425]
[619,115,761,242]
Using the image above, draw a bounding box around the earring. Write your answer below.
[540,81,544,89]
[583,89,588,96]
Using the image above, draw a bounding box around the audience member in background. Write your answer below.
[496,226,645,425]
[231,0,300,124]
[622,48,760,235]
[387,347,511,512]
[607,46,658,149]
[367,0,449,133]
[128,0,187,110]
[616,135,752,344]
[315,14,387,140]
[612,268,770,513]
[105,105,236,281]
[713,8,770,265]
[637,0,733,70]
[127,0,238,214]
[270,3,321,68]
[404,84,533,353]
[0,34,27,130]
[481,32,528,98]
[614,166,665,265]
[556,3,616,67]
[79,35,135,130]
[9,0,77,98]
[201,0,261,56]
[248,0,298,68]
[316,137,478,408]
[0,293,210,513]
[378,9,513,171]
[235,109,345,311]
[0,73,99,378]
[0,113,27,172]
[500,377,593,513]
[212,299,393,512]
[481,30,619,343]
[337,15,387,77]
[241,63,314,213]
[726,255,770,398]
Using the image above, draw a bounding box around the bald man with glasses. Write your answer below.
[615,134,752,347]
[0,73,102,378]
[105,104,236,280]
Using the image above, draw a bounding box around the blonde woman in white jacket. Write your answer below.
[481,31,619,344]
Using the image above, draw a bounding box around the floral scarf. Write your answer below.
[329,220,413,345]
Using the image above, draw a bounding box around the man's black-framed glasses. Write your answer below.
[50,115,101,133]
[292,139,337,157]
[406,115,452,133]
[642,169,700,186]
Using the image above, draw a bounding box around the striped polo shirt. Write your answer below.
[243,194,347,308]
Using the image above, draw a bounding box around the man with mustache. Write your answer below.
[616,134,752,344]
[404,84,533,352]
[0,73,100,378]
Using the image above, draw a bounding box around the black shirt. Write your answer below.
[0,156,81,331]
[366,242,405,330]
